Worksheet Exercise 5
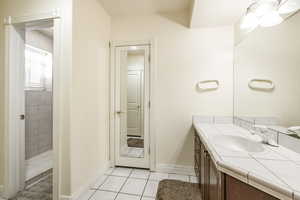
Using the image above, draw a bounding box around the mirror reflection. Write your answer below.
[234,9,300,150]
[120,48,145,158]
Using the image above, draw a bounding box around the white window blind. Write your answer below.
[25,45,52,90]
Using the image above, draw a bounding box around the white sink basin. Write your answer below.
[213,135,265,153]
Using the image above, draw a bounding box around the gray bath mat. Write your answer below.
[156,180,201,200]
[127,138,144,148]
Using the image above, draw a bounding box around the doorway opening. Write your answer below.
[3,13,60,200]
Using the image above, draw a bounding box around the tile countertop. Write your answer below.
[193,120,300,200]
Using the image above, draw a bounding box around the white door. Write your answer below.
[127,71,143,137]
[4,24,26,198]
[115,45,150,168]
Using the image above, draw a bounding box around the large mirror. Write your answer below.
[120,47,146,159]
[234,5,300,152]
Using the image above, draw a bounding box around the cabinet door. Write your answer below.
[194,133,201,183]
[226,175,279,200]
[208,156,224,200]
[200,144,207,200]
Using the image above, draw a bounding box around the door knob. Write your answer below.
[20,114,25,120]
[116,111,126,114]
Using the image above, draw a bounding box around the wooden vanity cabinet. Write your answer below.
[225,176,278,200]
[194,131,278,200]
[207,155,224,200]
[195,132,224,200]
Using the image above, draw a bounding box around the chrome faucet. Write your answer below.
[251,125,279,147]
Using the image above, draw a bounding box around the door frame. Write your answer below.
[109,39,157,171]
[3,10,61,200]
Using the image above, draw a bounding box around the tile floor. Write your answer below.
[78,167,198,200]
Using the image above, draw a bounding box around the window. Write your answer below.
[25,45,52,90]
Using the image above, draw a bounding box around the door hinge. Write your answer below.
[148,147,151,155]
[148,54,151,63]
[148,101,151,108]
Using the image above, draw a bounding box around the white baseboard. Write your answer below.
[60,195,72,200]
[156,164,195,176]
[60,162,110,200]
[60,195,73,200]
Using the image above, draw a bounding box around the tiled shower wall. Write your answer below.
[25,91,53,160]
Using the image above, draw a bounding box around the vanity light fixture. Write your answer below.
[278,0,300,14]
[241,0,286,29]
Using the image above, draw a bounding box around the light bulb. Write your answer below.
[251,0,280,17]
[240,13,260,30]
[259,10,283,27]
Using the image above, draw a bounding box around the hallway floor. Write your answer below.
[79,167,198,200]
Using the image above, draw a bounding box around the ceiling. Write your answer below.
[99,0,191,16]
[190,0,252,27]
[99,0,251,27]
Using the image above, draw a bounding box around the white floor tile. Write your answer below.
[168,174,189,182]
[115,194,140,200]
[100,176,127,192]
[111,167,133,177]
[105,168,114,175]
[130,169,150,179]
[149,172,168,181]
[91,175,108,189]
[143,180,159,197]
[121,178,147,195]
[189,176,199,183]
[90,190,117,200]
[141,197,155,200]
[77,190,95,200]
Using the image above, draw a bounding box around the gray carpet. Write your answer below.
[156,180,201,200]
[10,175,52,200]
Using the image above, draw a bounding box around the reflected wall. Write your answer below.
[235,11,300,127]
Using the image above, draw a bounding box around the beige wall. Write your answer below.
[71,0,111,194]
[0,0,73,196]
[235,12,300,127]
[111,13,234,167]
[0,2,4,190]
